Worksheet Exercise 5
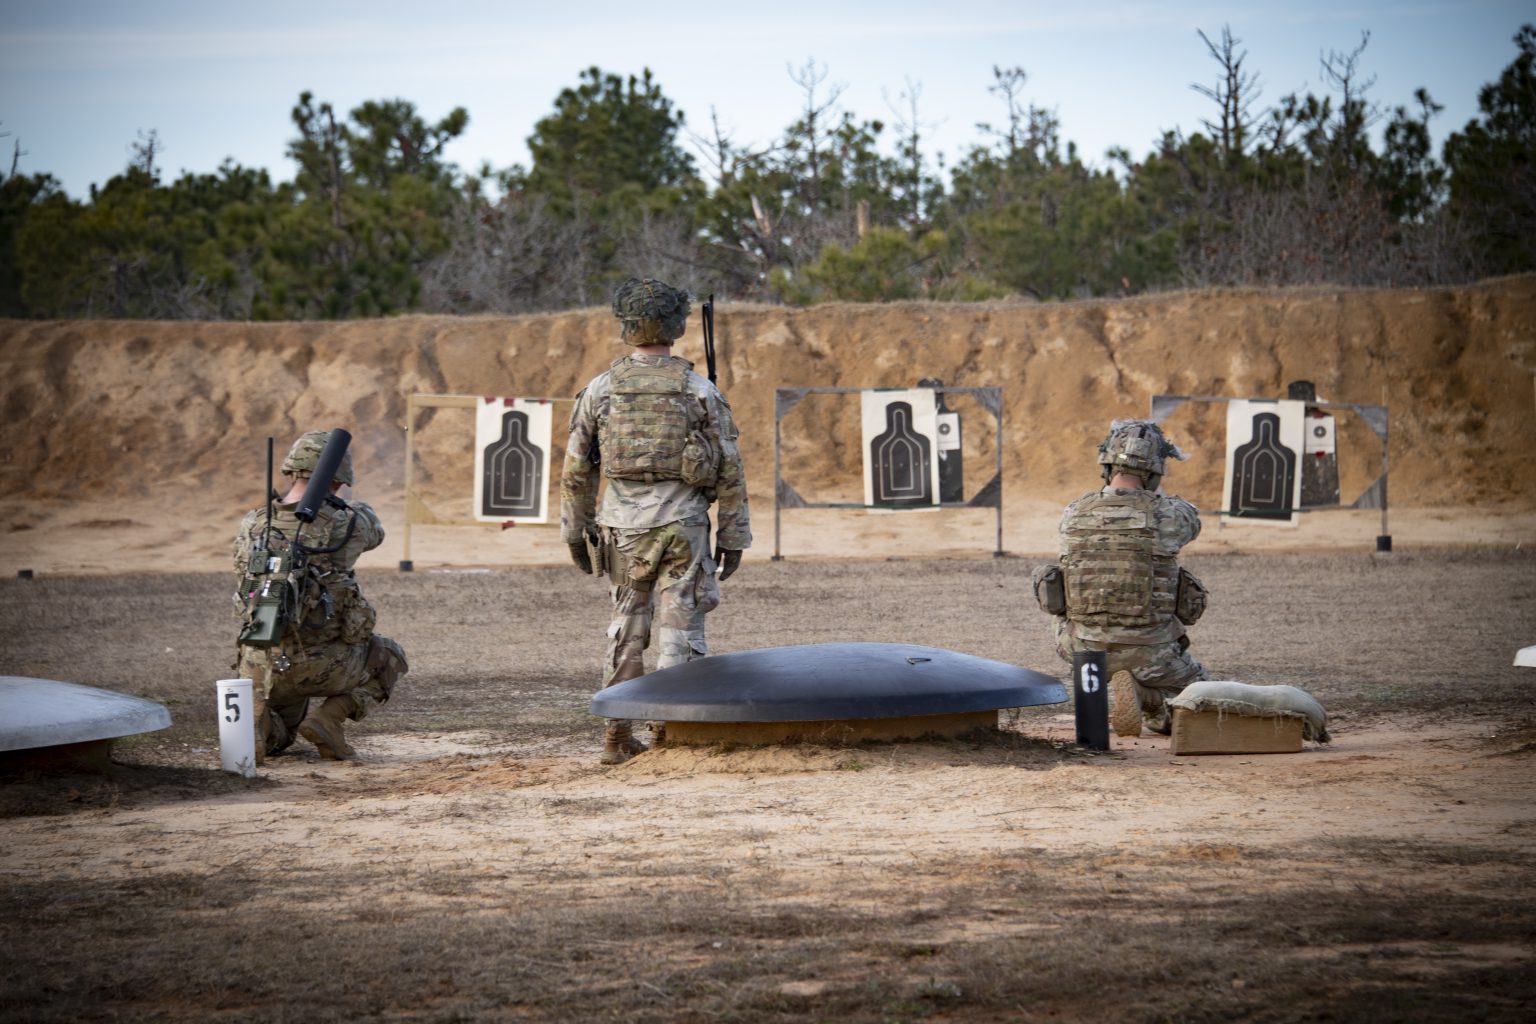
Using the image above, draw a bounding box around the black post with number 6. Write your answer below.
[1073,650,1109,751]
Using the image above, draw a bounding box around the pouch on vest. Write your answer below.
[1175,567,1208,625]
[1032,564,1066,615]
[680,429,720,488]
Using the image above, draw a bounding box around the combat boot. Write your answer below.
[1109,671,1143,738]
[299,695,360,760]
[251,679,270,765]
[264,713,292,758]
[1143,704,1174,737]
[253,709,270,766]
[600,721,648,765]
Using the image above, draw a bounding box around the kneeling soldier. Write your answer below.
[1033,420,1209,736]
[233,431,408,760]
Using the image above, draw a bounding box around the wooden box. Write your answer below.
[1170,708,1303,755]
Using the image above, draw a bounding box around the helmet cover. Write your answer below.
[1097,419,1187,482]
[281,430,354,486]
[612,277,691,345]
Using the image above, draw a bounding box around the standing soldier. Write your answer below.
[232,431,409,761]
[1032,420,1209,736]
[561,277,752,764]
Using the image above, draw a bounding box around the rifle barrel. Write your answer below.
[702,294,717,385]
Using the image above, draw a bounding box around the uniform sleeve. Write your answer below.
[233,509,260,588]
[1157,494,1202,551]
[707,388,753,550]
[347,501,386,553]
[1056,499,1079,559]
[559,383,602,544]
[326,501,385,573]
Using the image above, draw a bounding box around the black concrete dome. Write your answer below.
[590,642,1067,722]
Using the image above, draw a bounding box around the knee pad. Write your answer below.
[365,636,408,700]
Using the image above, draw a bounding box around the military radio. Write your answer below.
[238,437,297,648]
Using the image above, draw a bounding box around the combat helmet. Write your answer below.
[612,277,691,345]
[281,430,354,486]
[1097,419,1186,486]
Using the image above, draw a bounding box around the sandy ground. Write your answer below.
[5,497,1535,576]
[2,545,1534,1021]
[9,717,1528,887]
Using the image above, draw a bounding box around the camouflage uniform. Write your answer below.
[1049,486,1207,726]
[561,278,751,762]
[1034,420,1208,734]
[232,433,407,759]
[562,355,751,679]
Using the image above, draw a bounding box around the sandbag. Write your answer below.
[1168,680,1330,743]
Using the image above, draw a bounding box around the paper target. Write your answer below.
[1304,414,1336,455]
[474,398,553,523]
[1222,399,1304,525]
[861,389,940,509]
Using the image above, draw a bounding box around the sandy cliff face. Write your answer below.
[2,277,1533,523]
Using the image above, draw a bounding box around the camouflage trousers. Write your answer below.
[1052,617,1207,721]
[602,518,721,692]
[236,633,407,754]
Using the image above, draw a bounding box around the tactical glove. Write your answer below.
[718,548,742,582]
[569,541,593,574]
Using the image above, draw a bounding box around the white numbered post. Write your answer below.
[216,678,256,778]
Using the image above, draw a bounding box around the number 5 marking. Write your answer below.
[223,691,241,723]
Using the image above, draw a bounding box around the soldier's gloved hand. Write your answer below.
[568,541,593,574]
[718,549,742,582]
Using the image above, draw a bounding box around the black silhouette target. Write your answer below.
[869,401,934,507]
[1229,411,1298,520]
[480,409,544,518]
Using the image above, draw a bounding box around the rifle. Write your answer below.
[699,295,732,572]
[701,294,716,385]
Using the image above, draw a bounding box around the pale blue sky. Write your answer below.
[0,1,1527,197]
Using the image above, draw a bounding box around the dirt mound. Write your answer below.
[1,277,1533,566]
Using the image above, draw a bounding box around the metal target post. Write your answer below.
[1150,393,1390,550]
[772,385,1006,561]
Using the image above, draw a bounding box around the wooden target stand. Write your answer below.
[399,393,572,571]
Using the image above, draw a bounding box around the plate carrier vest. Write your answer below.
[599,356,696,483]
[1060,488,1181,644]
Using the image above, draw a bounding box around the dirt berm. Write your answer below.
[2,276,1533,569]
